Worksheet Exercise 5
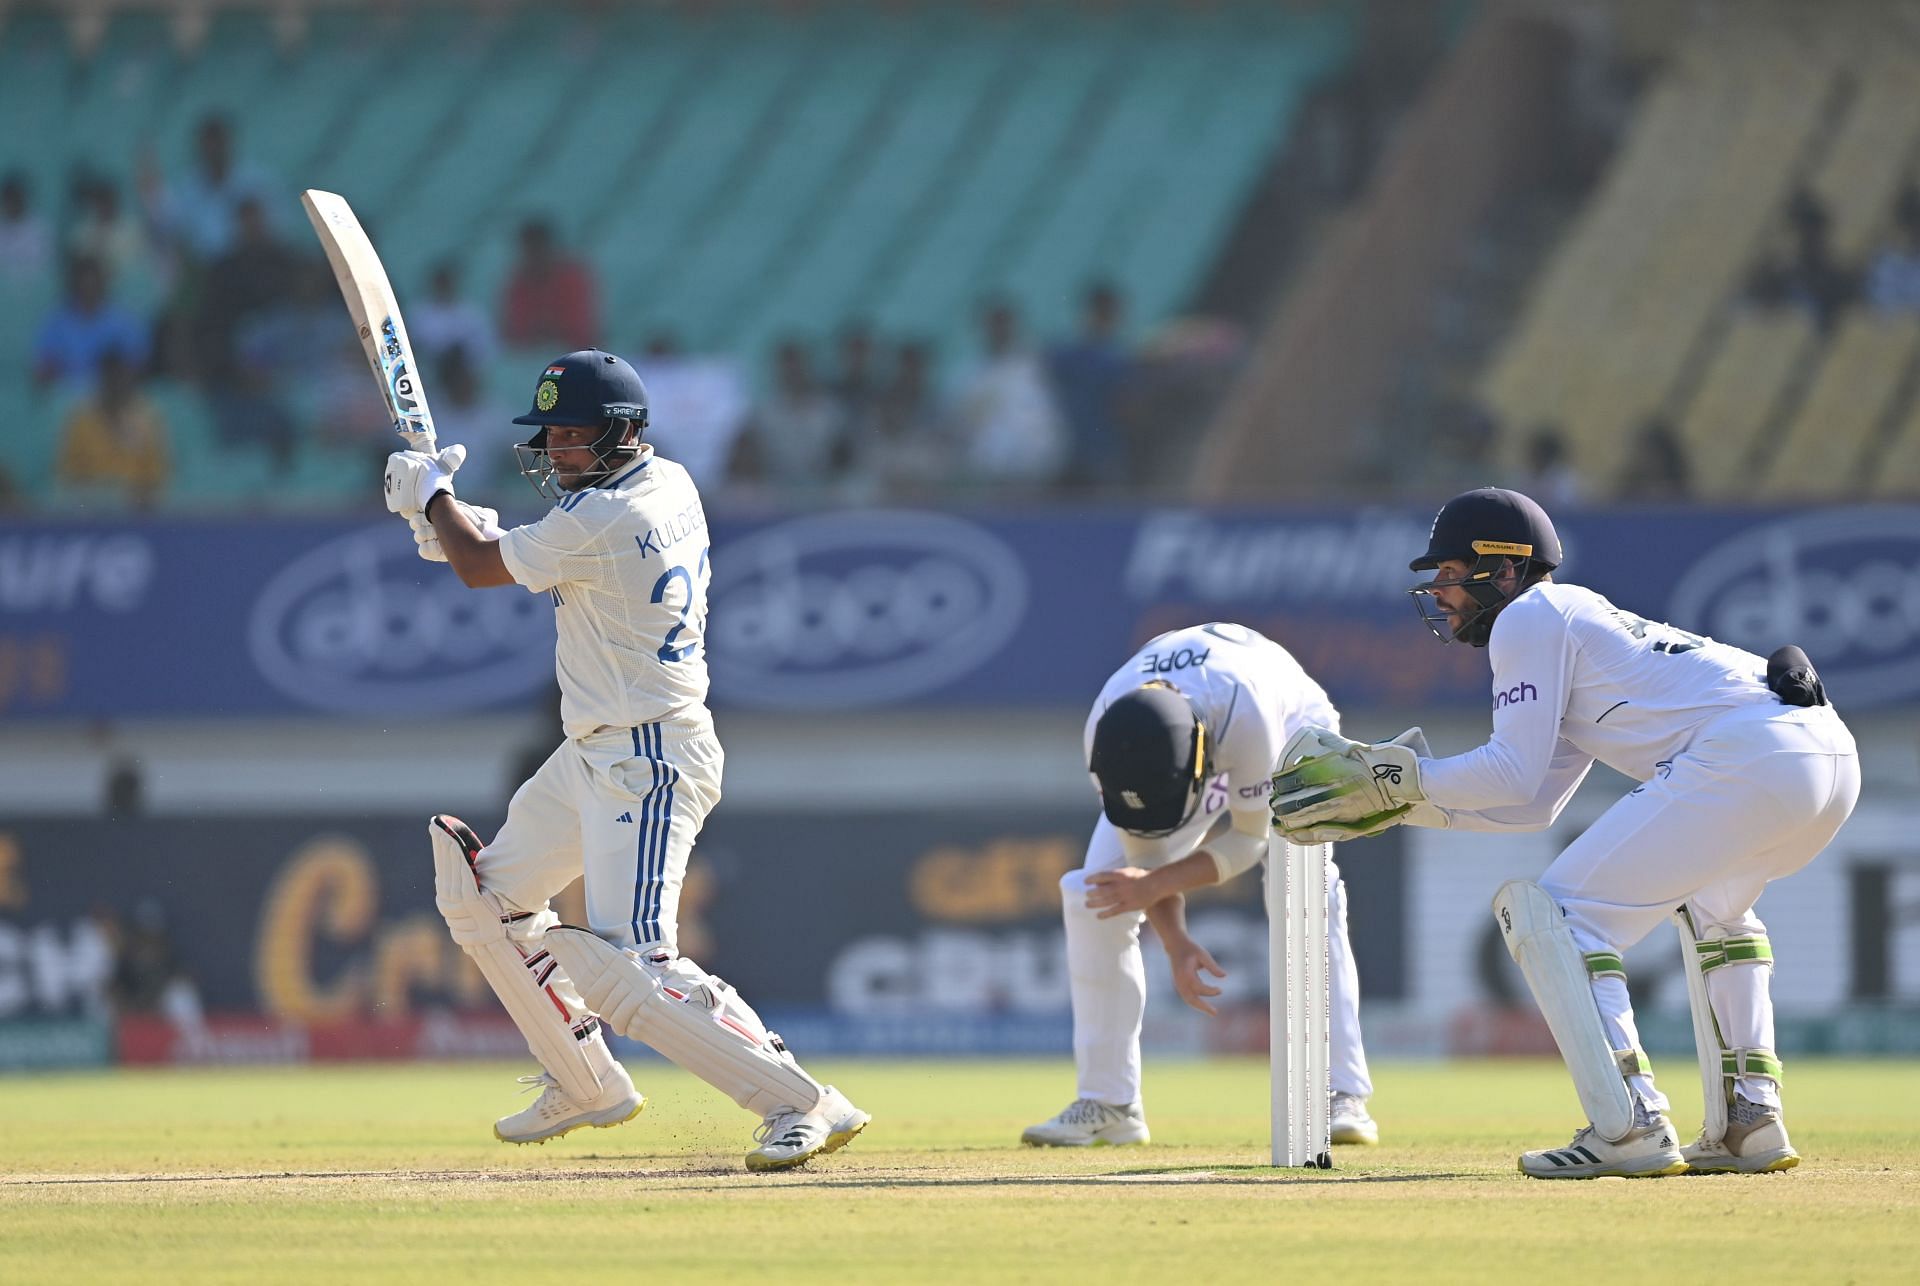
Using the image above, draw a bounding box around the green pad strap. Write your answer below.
[1696,934,1773,973]
[1721,1047,1783,1082]
[1583,951,1626,981]
[1614,1046,1653,1077]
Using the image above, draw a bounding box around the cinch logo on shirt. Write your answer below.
[1493,681,1538,710]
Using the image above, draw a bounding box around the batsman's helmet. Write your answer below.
[512,349,649,499]
[1088,683,1212,837]
[1407,487,1562,647]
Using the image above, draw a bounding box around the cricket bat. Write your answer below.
[300,188,437,452]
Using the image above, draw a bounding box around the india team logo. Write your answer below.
[534,380,560,412]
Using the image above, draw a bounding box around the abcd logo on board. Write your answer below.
[1668,508,1920,705]
[706,511,1029,708]
[248,526,554,713]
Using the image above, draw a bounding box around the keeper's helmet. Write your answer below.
[1088,682,1213,837]
[512,349,649,499]
[1407,487,1562,647]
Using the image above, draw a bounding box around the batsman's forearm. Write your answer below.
[425,493,514,588]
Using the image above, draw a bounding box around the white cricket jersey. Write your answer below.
[497,446,712,737]
[1422,582,1790,815]
[1084,622,1340,844]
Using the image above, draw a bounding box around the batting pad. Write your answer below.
[1493,880,1636,1142]
[430,816,615,1105]
[545,926,825,1119]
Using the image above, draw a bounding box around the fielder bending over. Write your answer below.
[1271,488,1858,1178]
[1023,622,1380,1148]
[385,348,868,1171]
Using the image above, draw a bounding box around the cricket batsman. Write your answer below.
[1271,487,1859,1178]
[1022,622,1380,1148]
[384,348,869,1171]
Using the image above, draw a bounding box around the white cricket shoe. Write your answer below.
[1020,1098,1151,1147]
[1682,1092,1799,1174]
[1330,1092,1379,1146]
[745,1086,871,1172]
[493,1064,645,1144]
[1519,1101,1686,1179]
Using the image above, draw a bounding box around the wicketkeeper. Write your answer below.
[1023,622,1380,1148]
[1270,487,1858,1178]
[384,349,868,1171]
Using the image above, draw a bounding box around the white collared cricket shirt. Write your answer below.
[498,444,712,737]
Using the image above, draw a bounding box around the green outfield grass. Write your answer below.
[4,1058,1916,1283]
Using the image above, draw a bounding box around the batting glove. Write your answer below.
[384,442,467,517]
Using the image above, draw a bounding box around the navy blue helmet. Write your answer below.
[512,349,649,498]
[1408,487,1562,647]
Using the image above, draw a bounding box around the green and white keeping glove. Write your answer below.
[1270,726,1431,843]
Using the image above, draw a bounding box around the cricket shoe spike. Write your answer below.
[1682,1093,1799,1174]
[745,1086,871,1172]
[1520,1100,1686,1179]
[494,1065,645,1145]
[1020,1098,1151,1147]
[1330,1092,1379,1146]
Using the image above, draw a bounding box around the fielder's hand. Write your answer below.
[1084,867,1161,919]
[1270,727,1430,835]
[384,442,467,517]
[1166,939,1227,1016]
[410,500,503,562]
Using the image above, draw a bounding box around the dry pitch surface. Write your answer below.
[4,1058,1916,1283]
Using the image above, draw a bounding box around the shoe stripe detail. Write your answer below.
[1544,1151,1569,1167]
[1572,1146,1600,1164]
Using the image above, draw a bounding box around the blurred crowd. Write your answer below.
[0,112,1247,515]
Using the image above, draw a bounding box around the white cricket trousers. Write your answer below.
[1062,816,1373,1108]
[475,714,724,955]
[1543,703,1858,1110]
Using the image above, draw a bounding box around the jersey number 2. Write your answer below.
[650,547,710,664]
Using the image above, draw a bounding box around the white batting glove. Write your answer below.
[409,512,447,562]
[409,500,502,562]
[383,443,467,517]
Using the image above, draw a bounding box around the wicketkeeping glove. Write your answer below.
[1270,726,1431,836]
[384,442,467,517]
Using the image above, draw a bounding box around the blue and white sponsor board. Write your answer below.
[2,502,1916,718]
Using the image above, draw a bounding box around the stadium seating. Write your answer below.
[0,1,1356,510]
[1481,16,1920,502]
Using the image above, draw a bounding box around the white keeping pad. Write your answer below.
[1493,880,1635,1142]
[544,926,824,1119]
[431,816,612,1104]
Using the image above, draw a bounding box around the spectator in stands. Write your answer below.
[1048,281,1136,492]
[952,298,1068,491]
[428,344,516,499]
[500,217,600,352]
[32,255,150,393]
[1120,316,1246,487]
[637,331,752,491]
[66,172,156,291]
[1747,187,1854,333]
[1616,416,1691,503]
[56,348,170,508]
[194,197,303,465]
[831,320,882,434]
[740,339,851,492]
[1424,400,1500,495]
[860,339,952,501]
[409,258,499,371]
[1514,425,1584,507]
[140,113,279,266]
[0,169,52,285]
[1864,185,1920,316]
